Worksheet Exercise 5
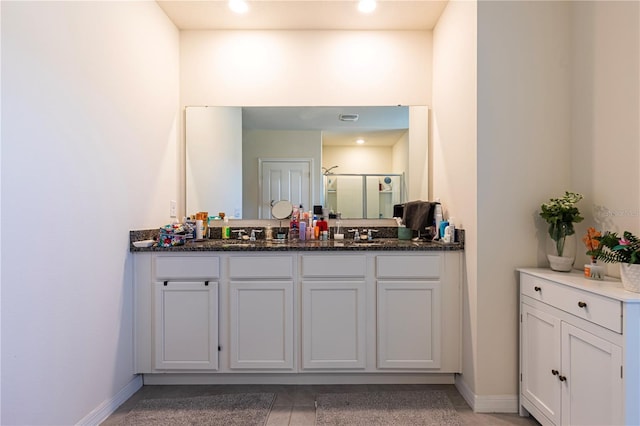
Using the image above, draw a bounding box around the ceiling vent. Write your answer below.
[339,114,359,122]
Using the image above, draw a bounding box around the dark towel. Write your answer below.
[402,201,434,231]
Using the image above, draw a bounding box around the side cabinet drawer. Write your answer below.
[521,273,622,333]
[155,256,220,280]
[376,255,440,279]
[301,255,367,277]
[229,256,293,279]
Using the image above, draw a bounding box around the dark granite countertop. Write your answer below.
[130,229,464,253]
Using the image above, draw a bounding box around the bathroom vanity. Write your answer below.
[131,238,463,384]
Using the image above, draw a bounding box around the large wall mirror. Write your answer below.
[186,105,428,219]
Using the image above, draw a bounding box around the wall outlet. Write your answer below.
[169,200,177,218]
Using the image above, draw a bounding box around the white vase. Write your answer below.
[620,263,640,293]
[546,233,576,272]
[547,254,575,272]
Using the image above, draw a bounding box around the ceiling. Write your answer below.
[241,106,409,147]
[157,0,448,31]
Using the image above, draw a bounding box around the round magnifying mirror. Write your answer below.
[271,200,293,220]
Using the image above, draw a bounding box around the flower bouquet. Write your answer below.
[582,227,604,279]
[589,231,640,292]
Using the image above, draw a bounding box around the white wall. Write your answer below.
[1,2,179,424]
[432,0,478,398]
[570,1,640,272]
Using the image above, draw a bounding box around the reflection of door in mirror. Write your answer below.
[259,159,312,219]
[186,107,243,218]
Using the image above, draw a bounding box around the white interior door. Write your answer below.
[260,159,312,219]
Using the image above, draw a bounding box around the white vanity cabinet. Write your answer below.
[133,248,463,383]
[146,255,220,371]
[228,256,294,370]
[519,269,640,426]
[376,255,442,369]
[300,255,368,370]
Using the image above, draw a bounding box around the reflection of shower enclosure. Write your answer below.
[323,174,405,219]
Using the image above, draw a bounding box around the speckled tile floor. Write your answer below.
[101,384,541,426]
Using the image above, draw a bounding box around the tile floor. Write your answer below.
[102,384,540,425]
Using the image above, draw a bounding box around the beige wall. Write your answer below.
[432,0,479,398]
[1,2,180,424]
[570,1,640,273]
[476,0,573,402]
[179,31,434,216]
[180,30,433,107]
[322,145,393,175]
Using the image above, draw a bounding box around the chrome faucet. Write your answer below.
[232,229,246,239]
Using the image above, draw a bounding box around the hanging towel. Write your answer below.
[402,201,434,231]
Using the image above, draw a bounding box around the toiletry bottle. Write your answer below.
[434,202,443,239]
[289,205,299,240]
[444,220,455,243]
[299,221,306,241]
[439,221,449,241]
[265,224,273,241]
[222,216,230,239]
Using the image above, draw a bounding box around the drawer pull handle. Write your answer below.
[164,281,168,286]
[559,375,567,382]
[204,281,209,286]
[534,286,542,292]
[551,369,559,376]
[578,301,587,308]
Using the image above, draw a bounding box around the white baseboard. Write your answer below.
[77,375,143,426]
[455,375,518,413]
[142,372,456,385]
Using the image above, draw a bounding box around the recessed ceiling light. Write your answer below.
[356,139,365,145]
[229,0,249,14]
[358,0,377,14]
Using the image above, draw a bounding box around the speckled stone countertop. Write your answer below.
[129,229,464,252]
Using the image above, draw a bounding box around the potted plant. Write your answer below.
[539,191,584,271]
[588,231,640,292]
[582,227,604,279]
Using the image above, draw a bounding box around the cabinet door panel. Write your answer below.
[377,280,441,369]
[301,281,366,369]
[521,303,561,425]
[229,281,294,369]
[561,322,623,426]
[153,281,218,370]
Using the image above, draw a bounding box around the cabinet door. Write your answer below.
[301,280,366,369]
[377,280,441,369]
[561,322,623,426]
[521,303,561,425]
[153,281,218,370]
[229,281,294,369]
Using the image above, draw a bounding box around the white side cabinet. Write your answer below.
[300,255,367,369]
[519,269,640,426]
[228,256,294,370]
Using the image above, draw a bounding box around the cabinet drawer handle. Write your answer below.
[578,301,587,308]
[558,375,567,382]
[551,369,559,376]
[534,286,542,292]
